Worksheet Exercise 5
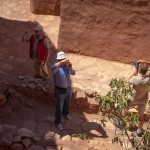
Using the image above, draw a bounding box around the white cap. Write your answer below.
[56,51,67,60]
[34,25,43,31]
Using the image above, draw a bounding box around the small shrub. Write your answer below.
[97,77,150,150]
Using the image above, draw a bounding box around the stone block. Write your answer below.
[22,138,32,148]
[17,128,34,139]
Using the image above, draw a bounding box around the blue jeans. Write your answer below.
[55,86,72,125]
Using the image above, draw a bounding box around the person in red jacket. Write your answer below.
[22,25,50,80]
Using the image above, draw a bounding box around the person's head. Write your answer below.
[56,51,67,62]
[34,25,43,36]
[138,63,148,75]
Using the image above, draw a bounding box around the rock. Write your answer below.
[0,94,6,106]
[22,120,37,132]
[21,84,27,88]
[27,145,44,150]
[33,136,40,142]
[37,122,51,136]
[28,77,36,83]
[24,79,29,84]
[44,131,55,140]
[54,133,61,140]
[0,125,17,146]
[74,89,99,113]
[43,84,51,90]
[34,79,42,83]
[22,138,32,148]
[71,137,80,142]
[85,89,95,98]
[13,136,22,143]
[85,89,100,98]
[17,76,26,80]
[35,84,43,90]
[61,135,71,141]
[26,83,35,90]
[42,87,48,92]
[17,128,34,139]
[74,90,87,102]
[11,143,24,150]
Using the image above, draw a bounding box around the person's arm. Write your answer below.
[44,38,50,61]
[52,59,69,75]
[66,61,75,75]
[55,59,69,68]
[47,48,50,59]
[22,31,31,42]
[129,71,138,81]
[69,67,75,75]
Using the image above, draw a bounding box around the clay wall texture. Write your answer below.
[30,0,61,16]
[58,0,150,62]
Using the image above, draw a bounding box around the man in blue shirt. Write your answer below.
[52,51,75,130]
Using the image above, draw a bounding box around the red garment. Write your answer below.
[29,35,48,61]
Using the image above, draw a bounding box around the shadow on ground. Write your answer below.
[0,82,109,149]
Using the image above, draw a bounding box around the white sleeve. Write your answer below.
[129,77,135,84]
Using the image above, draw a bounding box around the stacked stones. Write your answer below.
[6,76,150,118]
[17,76,53,93]
[17,76,101,114]
[0,124,118,150]
[0,126,43,150]
[73,89,100,114]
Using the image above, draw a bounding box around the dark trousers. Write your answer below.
[55,86,72,125]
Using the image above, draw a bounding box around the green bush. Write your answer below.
[97,78,150,150]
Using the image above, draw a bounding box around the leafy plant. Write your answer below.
[96,77,150,150]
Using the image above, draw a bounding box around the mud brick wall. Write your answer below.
[58,0,150,63]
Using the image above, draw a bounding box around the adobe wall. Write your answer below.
[58,0,150,63]
[30,0,61,16]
